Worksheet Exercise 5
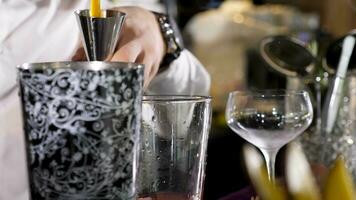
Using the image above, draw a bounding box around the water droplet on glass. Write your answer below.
[347,138,354,145]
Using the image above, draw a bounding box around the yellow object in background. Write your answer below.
[245,142,356,200]
[286,143,321,200]
[90,0,102,18]
[323,157,356,200]
[243,145,287,200]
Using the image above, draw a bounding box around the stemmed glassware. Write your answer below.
[225,90,313,182]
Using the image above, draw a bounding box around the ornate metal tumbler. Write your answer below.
[18,61,143,200]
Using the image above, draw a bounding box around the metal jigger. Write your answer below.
[75,9,126,61]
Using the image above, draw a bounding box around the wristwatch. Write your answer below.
[153,12,184,67]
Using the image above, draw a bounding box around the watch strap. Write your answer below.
[153,12,184,67]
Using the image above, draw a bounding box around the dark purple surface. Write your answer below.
[219,186,256,200]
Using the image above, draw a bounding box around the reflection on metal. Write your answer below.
[260,35,315,78]
[75,9,126,61]
[324,30,356,75]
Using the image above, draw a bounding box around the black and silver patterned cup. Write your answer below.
[17,61,144,200]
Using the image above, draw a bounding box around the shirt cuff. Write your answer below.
[146,49,211,96]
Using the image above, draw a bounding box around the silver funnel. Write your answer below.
[75,9,126,61]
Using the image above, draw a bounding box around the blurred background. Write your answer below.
[163,0,356,199]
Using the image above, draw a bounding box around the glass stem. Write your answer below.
[260,148,279,183]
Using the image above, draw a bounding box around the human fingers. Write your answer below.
[71,47,86,61]
[136,52,161,89]
[111,41,141,63]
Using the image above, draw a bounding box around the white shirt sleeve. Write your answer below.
[146,50,211,96]
[103,0,164,12]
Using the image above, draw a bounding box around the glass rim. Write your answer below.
[17,61,144,71]
[74,9,127,19]
[228,89,309,97]
[143,95,211,103]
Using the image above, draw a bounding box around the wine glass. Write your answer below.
[225,90,313,182]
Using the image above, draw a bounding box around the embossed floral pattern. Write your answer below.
[19,65,143,200]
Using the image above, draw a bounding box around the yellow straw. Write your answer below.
[90,0,101,18]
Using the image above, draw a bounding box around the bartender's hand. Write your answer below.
[72,6,166,89]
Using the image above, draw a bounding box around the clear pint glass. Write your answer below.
[138,95,212,200]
